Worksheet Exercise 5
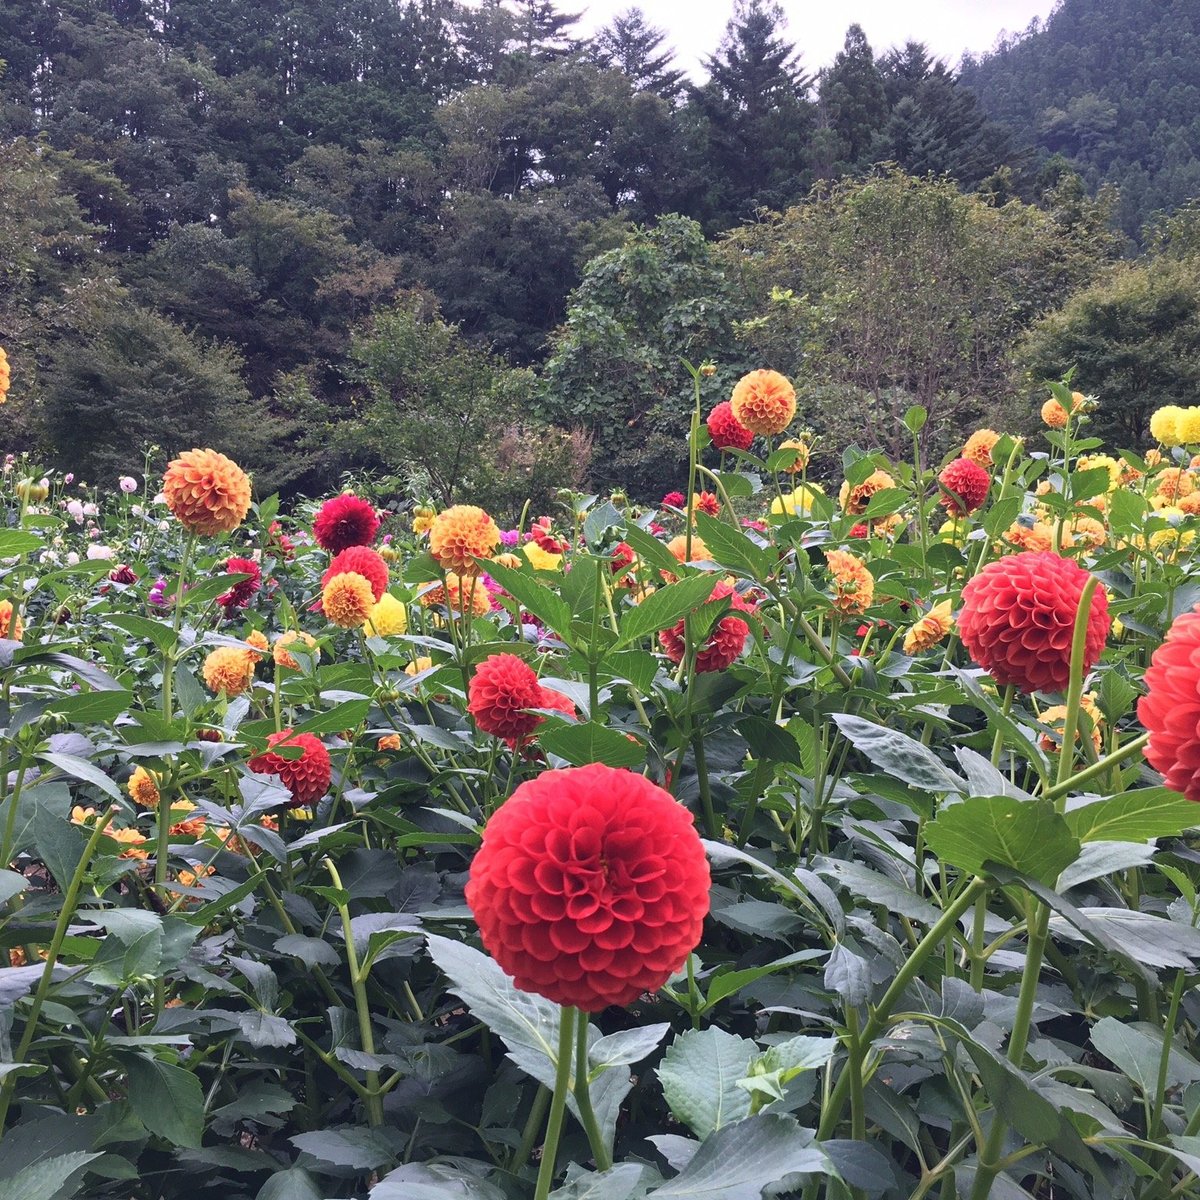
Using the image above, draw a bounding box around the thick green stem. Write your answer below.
[1043,731,1148,802]
[533,1007,577,1200]
[572,1009,612,1171]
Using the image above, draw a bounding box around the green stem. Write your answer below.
[533,1007,577,1200]
[692,735,719,839]
[511,1085,551,1175]
[817,878,987,1140]
[325,858,383,1127]
[1043,731,1149,802]
[572,1009,612,1171]
[0,808,114,1131]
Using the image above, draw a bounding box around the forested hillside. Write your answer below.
[960,0,1200,235]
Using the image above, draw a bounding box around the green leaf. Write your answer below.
[256,1168,326,1200]
[620,524,681,577]
[657,1027,756,1139]
[858,488,909,521]
[0,868,26,904]
[482,559,574,644]
[925,796,1080,885]
[290,1129,395,1171]
[30,808,88,892]
[2,1152,101,1200]
[288,699,372,736]
[582,500,623,547]
[982,495,1023,538]
[618,574,722,646]
[1064,789,1198,843]
[703,950,826,1011]
[650,1115,827,1197]
[1091,1018,1200,1093]
[36,753,122,803]
[693,513,772,581]
[903,406,927,434]
[830,715,965,794]
[124,1056,205,1148]
[737,716,803,767]
[42,690,133,724]
[107,614,177,654]
[539,722,645,769]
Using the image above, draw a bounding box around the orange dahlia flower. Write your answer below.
[429,505,500,574]
[0,599,23,641]
[322,572,376,628]
[162,448,252,536]
[419,574,491,617]
[903,600,954,654]
[730,369,796,436]
[202,646,256,697]
[962,429,1001,468]
[1004,519,1057,553]
[273,630,319,670]
[1155,467,1195,505]
[826,550,874,615]
[777,437,810,473]
[127,766,161,809]
[839,470,896,515]
[1038,694,1102,756]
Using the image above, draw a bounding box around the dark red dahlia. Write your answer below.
[661,491,685,509]
[468,654,543,742]
[320,546,388,603]
[1139,607,1200,801]
[659,580,755,673]
[313,493,380,553]
[706,401,754,452]
[108,564,138,585]
[958,551,1110,694]
[217,556,262,611]
[465,763,710,1010]
[248,730,331,808]
[938,457,991,517]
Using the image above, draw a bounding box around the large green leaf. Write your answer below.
[124,1056,205,1148]
[657,1027,756,1139]
[482,559,574,644]
[693,513,772,581]
[2,1152,101,1200]
[617,575,721,646]
[1091,1017,1200,1093]
[924,795,1080,885]
[539,721,645,769]
[1064,788,1199,842]
[830,715,965,794]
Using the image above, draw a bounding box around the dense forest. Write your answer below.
[2,0,1199,509]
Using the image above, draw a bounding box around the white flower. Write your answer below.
[65,552,80,566]
[39,550,61,566]
[23,575,39,589]
[158,521,170,532]
[86,544,116,560]
[153,493,167,506]
[118,476,138,493]
[82,502,98,517]
[130,504,144,517]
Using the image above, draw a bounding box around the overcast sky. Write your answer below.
[572,1,1058,73]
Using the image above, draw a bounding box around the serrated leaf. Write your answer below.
[482,559,574,643]
[617,574,721,646]
[693,513,772,580]
[1092,1018,1200,1093]
[925,795,1080,885]
[2,1151,101,1200]
[830,715,965,794]
[657,1027,755,1139]
[539,721,645,768]
[290,1128,395,1171]
[125,1056,205,1148]
[1064,789,1199,843]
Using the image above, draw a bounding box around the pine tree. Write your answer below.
[691,0,814,227]
[592,7,684,100]
[818,24,887,167]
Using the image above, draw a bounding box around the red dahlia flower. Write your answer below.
[320,546,388,603]
[468,653,543,742]
[706,401,754,452]
[848,523,869,539]
[938,457,991,517]
[313,493,380,553]
[661,491,685,509]
[659,580,755,672]
[217,556,262,611]
[465,763,710,1010]
[1139,607,1200,801]
[958,551,1109,694]
[248,730,331,807]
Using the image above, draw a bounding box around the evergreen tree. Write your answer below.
[818,24,887,168]
[592,7,684,100]
[691,0,814,228]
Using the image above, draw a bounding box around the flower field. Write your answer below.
[6,365,1200,1200]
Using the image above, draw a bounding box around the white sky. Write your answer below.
[572,1,1059,73]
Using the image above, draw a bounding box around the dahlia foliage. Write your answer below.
[4,374,1200,1200]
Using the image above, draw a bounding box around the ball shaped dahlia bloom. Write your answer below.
[429,505,500,574]
[1150,405,1185,447]
[322,572,376,628]
[661,491,685,509]
[1176,407,1200,444]
[162,448,252,536]
[1041,398,1069,430]
[465,763,710,1011]
[273,630,319,670]
[468,654,543,742]
[126,766,161,809]
[313,493,380,553]
[248,730,332,808]
[202,646,255,697]
[938,457,991,517]
[903,600,954,655]
[730,369,796,437]
[363,592,408,637]
[706,401,754,452]
[659,581,755,672]
[962,429,1001,468]
[421,574,491,617]
[826,549,874,615]
[217,556,262,612]
[958,551,1110,694]
[1139,608,1200,801]
[321,546,388,603]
